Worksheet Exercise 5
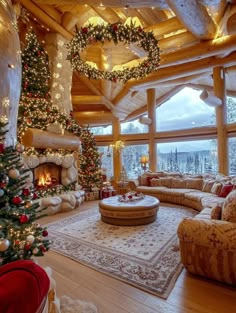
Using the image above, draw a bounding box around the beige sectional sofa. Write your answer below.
[134,171,236,285]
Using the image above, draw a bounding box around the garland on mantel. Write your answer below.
[67,22,160,83]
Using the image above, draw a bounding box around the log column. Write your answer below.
[147,88,157,172]
[112,118,121,188]
[213,66,228,174]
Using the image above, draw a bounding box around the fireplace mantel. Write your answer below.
[21,128,81,151]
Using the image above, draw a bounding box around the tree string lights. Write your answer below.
[67,22,160,83]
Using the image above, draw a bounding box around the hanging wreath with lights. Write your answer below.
[67,22,160,83]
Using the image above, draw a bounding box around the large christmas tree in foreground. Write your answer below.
[0,120,49,265]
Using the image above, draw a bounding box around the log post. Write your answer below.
[112,119,121,189]
[147,88,157,172]
[213,67,228,174]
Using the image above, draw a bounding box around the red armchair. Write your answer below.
[0,260,50,313]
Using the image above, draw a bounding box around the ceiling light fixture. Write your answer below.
[67,19,160,83]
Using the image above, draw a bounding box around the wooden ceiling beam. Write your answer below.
[73,110,116,126]
[145,17,185,38]
[35,3,62,23]
[19,0,73,39]
[33,0,169,9]
[166,0,218,39]
[72,95,108,105]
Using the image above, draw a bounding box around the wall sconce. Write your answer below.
[110,140,125,152]
[140,155,149,171]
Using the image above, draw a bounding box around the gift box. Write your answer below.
[100,188,116,199]
[85,191,100,201]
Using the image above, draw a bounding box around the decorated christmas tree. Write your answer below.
[21,28,51,99]
[0,119,50,265]
[79,127,103,191]
[18,28,102,191]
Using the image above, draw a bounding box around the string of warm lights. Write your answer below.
[67,21,160,83]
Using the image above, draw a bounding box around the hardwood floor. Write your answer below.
[38,200,236,313]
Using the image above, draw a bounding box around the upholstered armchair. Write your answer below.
[177,218,236,284]
[0,260,50,313]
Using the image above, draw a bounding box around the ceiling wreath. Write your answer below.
[67,22,160,83]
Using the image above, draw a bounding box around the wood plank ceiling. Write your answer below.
[17,0,236,126]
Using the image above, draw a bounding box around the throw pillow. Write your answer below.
[202,180,215,193]
[211,182,222,195]
[219,184,234,198]
[147,175,159,186]
[172,178,186,188]
[222,190,236,223]
[210,205,222,220]
[150,178,162,187]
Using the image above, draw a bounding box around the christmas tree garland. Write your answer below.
[67,22,160,83]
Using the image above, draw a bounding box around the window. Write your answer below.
[121,117,148,134]
[228,137,236,175]
[226,96,236,124]
[97,146,114,180]
[90,125,112,135]
[122,144,149,178]
[157,139,218,174]
[156,87,216,131]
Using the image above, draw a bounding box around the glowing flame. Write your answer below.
[38,173,52,187]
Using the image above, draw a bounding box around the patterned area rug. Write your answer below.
[47,203,196,299]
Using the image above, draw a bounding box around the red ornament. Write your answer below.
[37,51,41,56]
[24,64,28,69]
[40,245,47,252]
[138,27,143,32]
[128,195,133,199]
[0,182,6,189]
[113,24,118,31]
[15,240,20,245]
[19,214,29,223]
[12,196,22,205]
[0,143,5,153]
[42,230,48,237]
[22,188,30,196]
[82,27,88,34]
[24,243,31,250]
[33,192,38,200]
[28,92,32,98]
[112,77,117,83]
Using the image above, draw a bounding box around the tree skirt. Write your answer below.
[47,203,196,299]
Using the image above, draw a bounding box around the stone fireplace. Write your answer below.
[21,126,85,215]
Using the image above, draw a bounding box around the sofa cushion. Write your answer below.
[219,184,234,198]
[222,190,236,223]
[210,205,222,220]
[211,182,222,195]
[185,178,203,190]
[202,180,215,192]
[201,194,225,209]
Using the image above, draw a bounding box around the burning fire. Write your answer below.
[38,173,52,187]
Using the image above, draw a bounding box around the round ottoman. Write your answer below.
[99,195,160,226]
